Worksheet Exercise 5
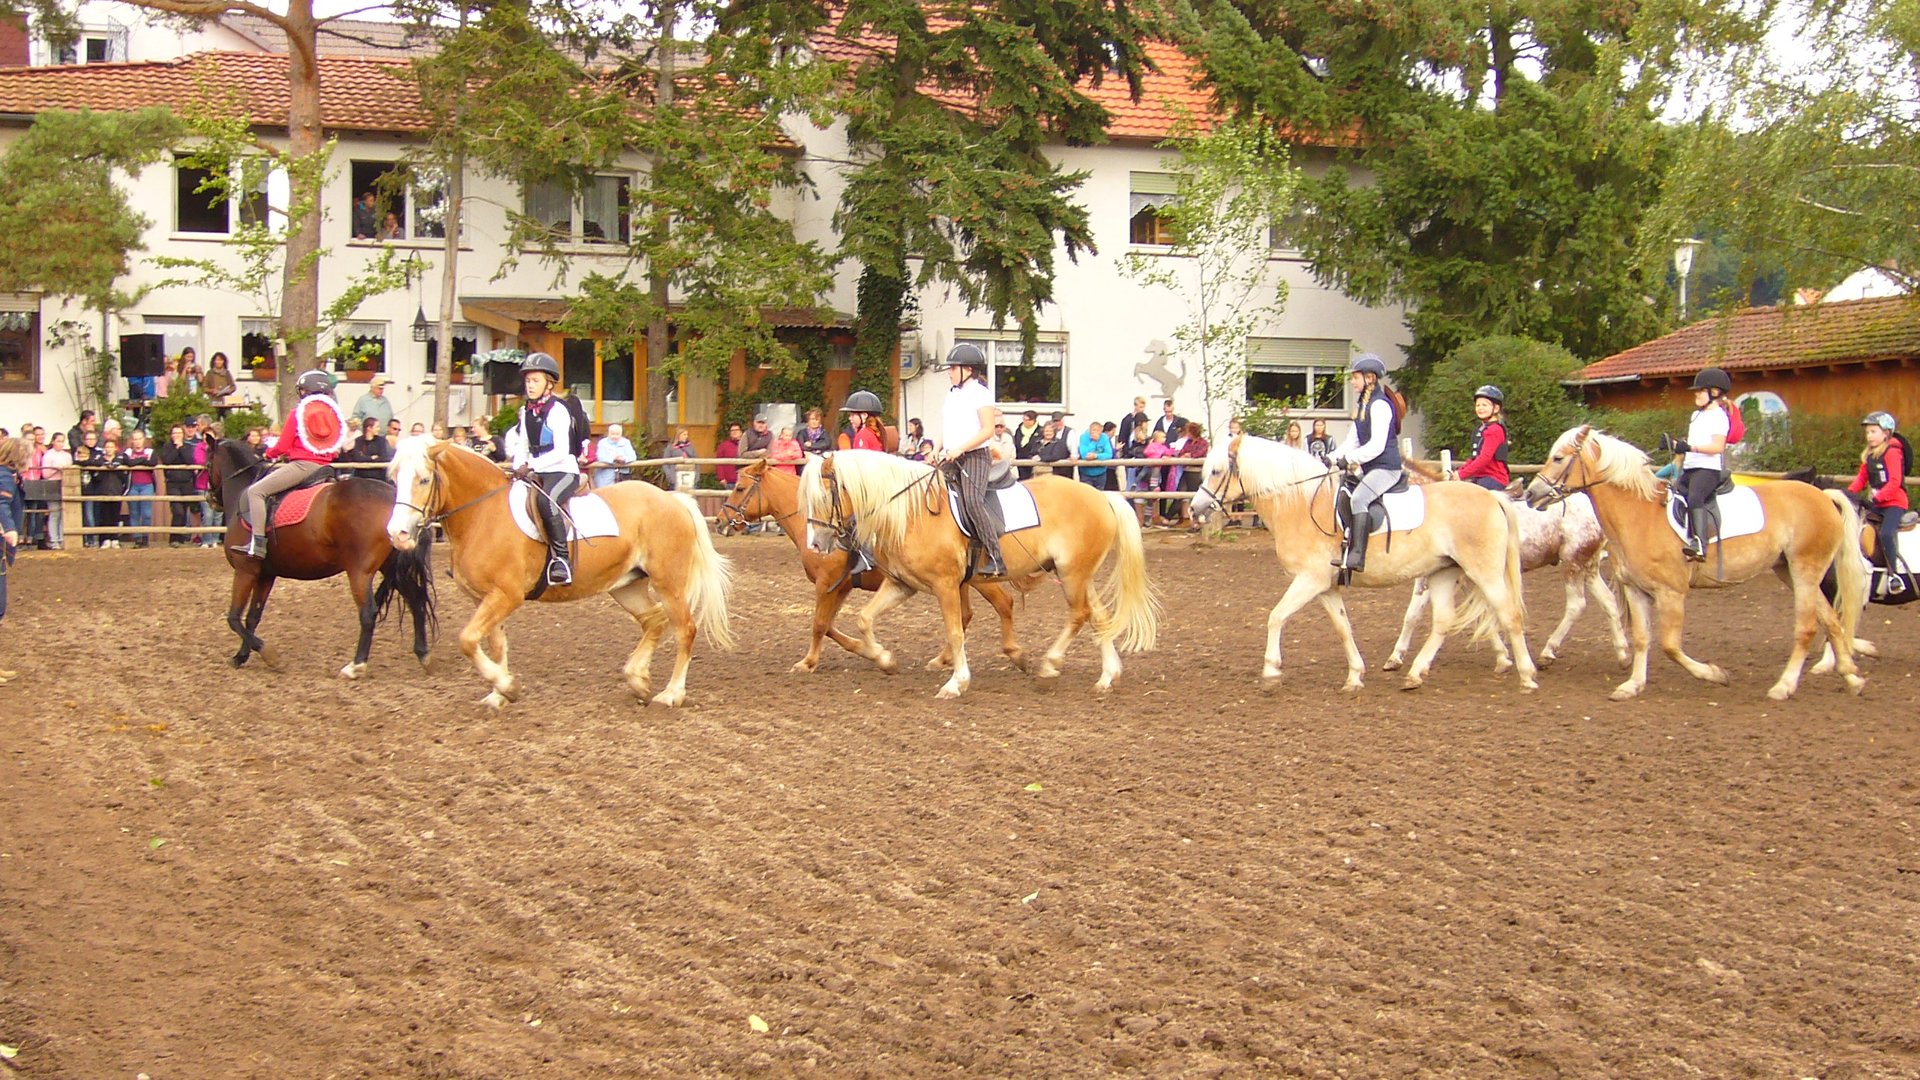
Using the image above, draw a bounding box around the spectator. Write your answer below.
[350,375,396,430]
[1284,420,1304,451]
[1177,421,1210,530]
[907,438,933,463]
[158,425,199,546]
[741,416,774,460]
[171,348,203,395]
[1076,420,1113,489]
[194,416,222,543]
[101,418,123,450]
[22,426,46,549]
[468,423,500,461]
[1307,418,1335,461]
[1161,424,1192,525]
[378,211,403,241]
[449,427,471,448]
[664,428,697,492]
[1143,429,1174,524]
[1115,396,1149,456]
[345,417,392,464]
[715,422,743,486]
[798,408,833,455]
[1151,398,1187,442]
[75,430,102,548]
[122,430,157,548]
[594,423,638,488]
[38,433,71,549]
[430,422,449,440]
[94,436,129,549]
[900,418,926,459]
[1036,422,1071,476]
[768,425,804,475]
[67,410,97,455]
[1123,414,1152,497]
[410,422,427,437]
[0,437,23,661]
[352,191,378,239]
[202,352,237,399]
[1050,411,1074,481]
[987,422,1016,485]
[386,418,403,443]
[245,427,267,450]
[1010,410,1041,479]
[1102,422,1122,491]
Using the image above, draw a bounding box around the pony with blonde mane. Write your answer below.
[1190,434,1536,692]
[386,437,734,710]
[800,450,1157,699]
[1527,425,1866,701]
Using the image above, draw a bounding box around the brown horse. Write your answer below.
[385,437,733,710]
[718,458,1026,674]
[1189,434,1536,692]
[207,438,434,676]
[800,451,1157,699]
[1527,426,1866,700]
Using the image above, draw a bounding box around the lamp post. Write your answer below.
[1673,238,1704,322]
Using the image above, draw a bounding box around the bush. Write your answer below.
[1735,412,1863,475]
[147,386,214,441]
[1420,336,1588,464]
[1584,406,1691,457]
[489,400,520,438]
[218,406,273,441]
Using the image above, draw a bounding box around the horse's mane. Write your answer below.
[1404,457,1447,483]
[801,450,936,555]
[1553,427,1659,501]
[1216,434,1336,507]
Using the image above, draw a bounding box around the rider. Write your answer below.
[1454,384,1510,490]
[837,389,888,452]
[235,369,347,560]
[1660,366,1733,562]
[936,344,1006,575]
[1327,354,1404,573]
[1849,411,1911,585]
[510,352,581,587]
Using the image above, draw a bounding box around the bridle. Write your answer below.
[1531,430,1595,507]
[395,455,510,529]
[803,465,856,551]
[1198,446,1342,536]
[718,469,801,535]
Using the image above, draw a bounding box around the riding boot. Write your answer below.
[1684,507,1710,562]
[983,542,1007,577]
[537,499,573,586]
[1344,521,1373,573]
[231,533,265,560]
[1332,523,1355,568]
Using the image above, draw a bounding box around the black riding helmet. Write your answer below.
[1690,367,1732,396]
[1474,384,1504,406]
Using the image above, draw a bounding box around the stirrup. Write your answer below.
[546,557,573,586]
[231,537,265,560]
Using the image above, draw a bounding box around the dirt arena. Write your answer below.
[3,533,1917,1079]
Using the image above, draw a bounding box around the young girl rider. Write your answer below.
[1849,411,1911,588]
[1453,384,1510,490]
[510,352,582,587]
[1326,354,1404,573]
[837,390,888,451]
[235,369,347,560]
[1660,366,1733,562]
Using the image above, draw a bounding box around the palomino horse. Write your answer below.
[1190,434,1536,692]
[385,437,733,710]
[719,459,1026,674]
[207,438,435,676]
[1385,460,1626,672]
[800,451,1157,699]
[1527,426,1866,701]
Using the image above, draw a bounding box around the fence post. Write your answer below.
[60,468,81,552]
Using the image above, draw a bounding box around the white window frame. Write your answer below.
[522,174,631,246]
[952,331,1067,410]
[1128,171,1179,248]
[1245,337,1352,416]
[0,295,41,392]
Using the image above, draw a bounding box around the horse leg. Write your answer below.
[794,580,845,674]
[226,567,274,668]
[851,580,915,674]
[340,566,375,680]
[1772,564,1864,700]
[981,583,1028,673]
[410,589,432,671]
[607,581,668,699]
[932,580,973,699]
[1315,590,1367,692]
[1035,567,1096,686]
[245,577,277,668]
[1611,585,1655,700]
[1383,577,1428,671]
[1587,565,1630,667]
[1262,573,1332,691]
[1401,570,1460,690]
[929,589,977,671]
[459,591,523,712]
[1652,588,1728,688]
[1541,570,1586,669]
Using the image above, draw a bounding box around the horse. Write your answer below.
[1526,425,1866,701]
[1385,460,1627,672]
[799,450,1157,699]
[385,436,733,710]
[718,458,1027,674]
[1189,434,1536,692]
[206,439,435,676]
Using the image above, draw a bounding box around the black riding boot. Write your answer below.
[1331,523,1355,568]
[1346,519,1375,573]
[1684,507,1710,562]
[537,496,572,586]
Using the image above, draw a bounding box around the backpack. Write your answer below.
[562,394,591,457]
[1722,399,1745,445]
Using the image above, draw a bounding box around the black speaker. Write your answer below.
[119,333,166,378]
[487,360,521,396]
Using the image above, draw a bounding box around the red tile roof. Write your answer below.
[1567,296,1920,384]
[0,52,427,131]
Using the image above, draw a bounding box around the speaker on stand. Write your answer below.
[119,333,166,418]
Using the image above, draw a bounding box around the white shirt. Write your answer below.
[941,378,995,454]
[513,396,580,474]
[1684,405,1728,471]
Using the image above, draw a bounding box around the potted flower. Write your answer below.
[323,339,384,383]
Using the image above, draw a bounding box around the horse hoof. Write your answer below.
[1766,683,1795,702]
[1519,678,1539,693]
[935,685,965,700]
[1342,679,1365,693]
[1614,652,1631,669]
[1093,678,1114,693]
[1006,653,1029,673]
[1494,657,1516,675]
[501,677,524,703]
[339,662,367,680]
[1845,673,1866,696]
[875,652,898,674]
[1856,639,1879,658]
[1536,650,1557,670]
[230,653,249,668]
[789,660,817,674]
[257,644,281,670]
[1608,683,1641,702]
[649,689,685,708]
[1260,673,1282,694]
[417,654,435,674]
[1706,666,1730,686]
[1810,658,1834,676]
[1399,676,1423,691]
[1380,656,1403,672]
[482,691,508,712]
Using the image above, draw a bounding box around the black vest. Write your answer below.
[1471,420,1508,463]
[1353,393,1402,471]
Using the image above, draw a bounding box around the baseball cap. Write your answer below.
[372,374,394,386]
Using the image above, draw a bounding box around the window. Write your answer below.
[0,300,39,390]
[1129,171,1179,246]
[175,159,228,234]
[412,166,450,239]
[49,31,122,65]
[1245,337,1351,412]
[241,318,276,374]
[424,323,480,374]
[524,176,630,244]
[952,333,1067,407]
[1268,206,1314,254]
[349,161,408,241]
[332,321,387,374]
[144,317,203,371]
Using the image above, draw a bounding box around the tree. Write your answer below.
[1119,116,1298,434]
[1645,0,1920,301]
[1189,0,1693,388]
[1420,336,1588,465]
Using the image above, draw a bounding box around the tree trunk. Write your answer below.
[644,2,677,446]
[277,0,323,415]
[433,150,464,427]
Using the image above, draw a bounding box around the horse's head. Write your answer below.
[206,438,263,513]
[718,459,772,536]
[1527,425,1594,509]
[798,453,848,555]
[386,435,440,551]
[1191,434,1247,522]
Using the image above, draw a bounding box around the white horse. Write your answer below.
[1384,491,1627,672]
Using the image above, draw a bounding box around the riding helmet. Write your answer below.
[1861,410,1898,432]
[520,351,561,379]
[841,389,885,413]
[1690,367,1733,395]
[1349,353,1387,377]
[1473,384,1505,405]
[296,369,334,396]
[939,343,987,372]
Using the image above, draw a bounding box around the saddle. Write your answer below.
[1334,473,1417,537]
[243,466,338,535]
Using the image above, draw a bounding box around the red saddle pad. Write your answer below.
[243,484,325,533]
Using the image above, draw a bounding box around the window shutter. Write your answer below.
[1246,338,1350,367]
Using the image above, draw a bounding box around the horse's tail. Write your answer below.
[1823,487,1865,654]
[672,491,736,651]
[376,526,437,641]
[1098,491,1160,652]
[1448,494,1527,644]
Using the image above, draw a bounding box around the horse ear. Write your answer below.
[1577,424,1592,438]
[1228,433,1244,458]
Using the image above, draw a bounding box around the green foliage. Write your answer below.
[1734,413,1866,476]
[489,401,520,438]
[1236,394,1312,439]
[0,108,181,309]
[850,261,909,420]
[323,338,384,372]
[718,333,832,431]
[147,386,215,441]
[1584,406,1691,459]
[1421,337,1589,465]
[218,406,273,440]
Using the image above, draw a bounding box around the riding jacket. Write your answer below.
[514,395,580,475]
[1335,393,1402,471]
[267,396,349,464]
[1457,419,1508,486]
[1851,441,1910,511]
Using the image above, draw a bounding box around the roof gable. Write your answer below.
[1568,295,1920,384]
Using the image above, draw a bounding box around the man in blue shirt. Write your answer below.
[1077,423,1113,489]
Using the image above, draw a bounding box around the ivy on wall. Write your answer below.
[717,332,834,431]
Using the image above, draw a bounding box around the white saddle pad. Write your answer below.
[1348,485,1424,534]
[1665,485,1764,544]
[948,483,1041,537]
[508,481,622,542]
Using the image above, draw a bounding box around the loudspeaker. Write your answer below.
[119,333,166,378]
[488,360,521,396]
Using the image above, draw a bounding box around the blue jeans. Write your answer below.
[128,482,155,533]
